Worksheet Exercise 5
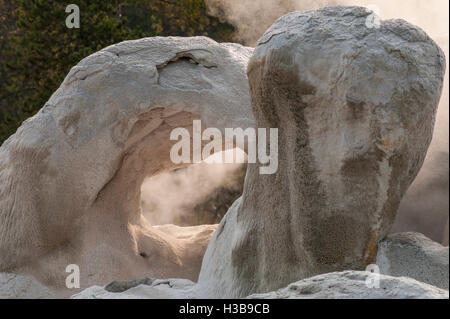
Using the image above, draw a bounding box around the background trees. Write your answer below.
[0,0,236,144]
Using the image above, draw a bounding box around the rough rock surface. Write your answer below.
[246,271,449,299]
[377,232,449,290]
[197,6,446,298]
[0,36,253,297]
[72,270,448,299]
[72,278,196,299]
[443,219,449,246]
[0,273,55,299]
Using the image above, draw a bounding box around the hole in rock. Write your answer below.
[140,148,247,227]
[95,108,252,284]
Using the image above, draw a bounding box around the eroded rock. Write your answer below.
[377,232,449,290]
[0,37,253,296]
[0,273,55,299]
[443,219,449,246]
[198,6,446,298]
[104,277,155,293]
[246,271,449,299]
[72,278,196,299]
[73,270,448,299]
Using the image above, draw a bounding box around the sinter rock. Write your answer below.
[0,37,253,297]
[377,232,449,290]
[197,6,446,298]
[246,271,449,299]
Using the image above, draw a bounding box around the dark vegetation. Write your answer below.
[0,0,236,145]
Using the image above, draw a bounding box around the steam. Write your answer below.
[206,0,449,244]
[206,0,338,46]
[141,149,246,226]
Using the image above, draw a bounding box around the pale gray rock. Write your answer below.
[198,6,446,298]
[72,278,196,299]
[247,271,449,299]
[73,270,449,299]
[0,36,253,296]
[377,232,449,290]
[104,277,155,293]
[0,273,55,299]
[443,219,449,246]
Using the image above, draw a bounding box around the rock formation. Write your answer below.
[0,37,253,296]
[197,6,446,298]
[246,271,449,299]
[377,232,449,290]
[0,273,55,299]
[0,6,447,300]
[72,231,450,298]
[443,219,449,246]
[71,270,449,299]
[72,278,196,299]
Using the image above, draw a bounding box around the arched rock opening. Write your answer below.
[0,37,254,296]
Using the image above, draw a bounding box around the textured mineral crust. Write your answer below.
[197,6,446,298]
[246,271,449,299]
[0,36,253,296]
[377,232,449,290]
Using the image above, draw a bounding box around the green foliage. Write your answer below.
[0,0,19,141]
[0,0,235,145]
